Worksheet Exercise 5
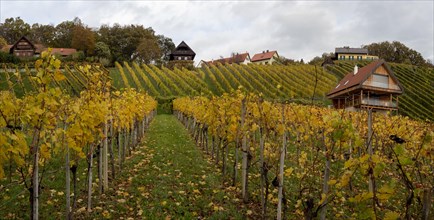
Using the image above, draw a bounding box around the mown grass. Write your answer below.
[104,114,247,219]
[1,115,254,219]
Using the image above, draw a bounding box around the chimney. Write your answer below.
[266,50,269,52]
[262,51,265,53]
[354,65,358,75]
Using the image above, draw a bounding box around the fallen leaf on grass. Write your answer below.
[76,207,86,213]
[102,210,111,218]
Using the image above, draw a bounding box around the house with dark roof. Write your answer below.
[6,36,37,58]
[333,47,379,61]
[200,52,251,67]
[327,60,403,112]
[169,41,196,61]
[1,36,76,59]
[251,50,279,65]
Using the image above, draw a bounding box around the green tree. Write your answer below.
[275,56,297,65]
[308,56,323,65]
[0,36,7,48]
[71,24,95,56]
[30,23,56,46]
[96,23,155,62]
[94,41,111,59]
[53,19,77,48]
[94,41,111,66]
[363,41,427,66]
[157,35,175,62]
[0,17,31,43]
[135,37,162,64]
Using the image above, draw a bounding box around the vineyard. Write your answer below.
[1,56,433,219]
[110,62,337,104]
[2,60,432,121]
[0,52,157,219]
[110,61,433,121]
[173,92,433,219]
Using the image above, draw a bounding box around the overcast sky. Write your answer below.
[1,0,433,64]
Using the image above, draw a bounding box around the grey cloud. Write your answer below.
[1,1,432,62]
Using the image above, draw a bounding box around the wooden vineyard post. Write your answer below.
[103,120,109,191]
[277,105,286,220]
[241,98,249,202]
[64,122,71,220]
[259,127,267,219]
[367,108,377,217]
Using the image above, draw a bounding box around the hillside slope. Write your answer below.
[1,61,431,121]
[111,63,337,104]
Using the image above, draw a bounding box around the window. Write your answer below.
[178,57,181,60]
[184,57,188,60]
[357,56,362,60]
[372,74,389,88]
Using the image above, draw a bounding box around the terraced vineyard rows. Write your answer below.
[326,61,434,121]
[0,64,94,97]
[112,63,338,103]
[2,61,432,121]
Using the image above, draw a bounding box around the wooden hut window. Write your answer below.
[372,74,389,88]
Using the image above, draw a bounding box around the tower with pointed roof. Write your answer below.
[327,60,404,112]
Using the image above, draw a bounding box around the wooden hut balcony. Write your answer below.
[339,92,399,110]
[360,98,397,108]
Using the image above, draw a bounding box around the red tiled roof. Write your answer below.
[35,44,46,53]
[49,48,77,56]
[251,50,278,62]
[327,60,402,98]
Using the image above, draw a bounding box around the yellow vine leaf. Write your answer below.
[384,211,400,220]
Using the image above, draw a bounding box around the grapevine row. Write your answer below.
[0,53,157,219]
[173,92,433,219]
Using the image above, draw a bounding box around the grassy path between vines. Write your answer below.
[90,114,246,219]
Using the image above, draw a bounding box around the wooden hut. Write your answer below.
[8,36,36,58]
[169,41,196,61]
[327,60,403,112]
